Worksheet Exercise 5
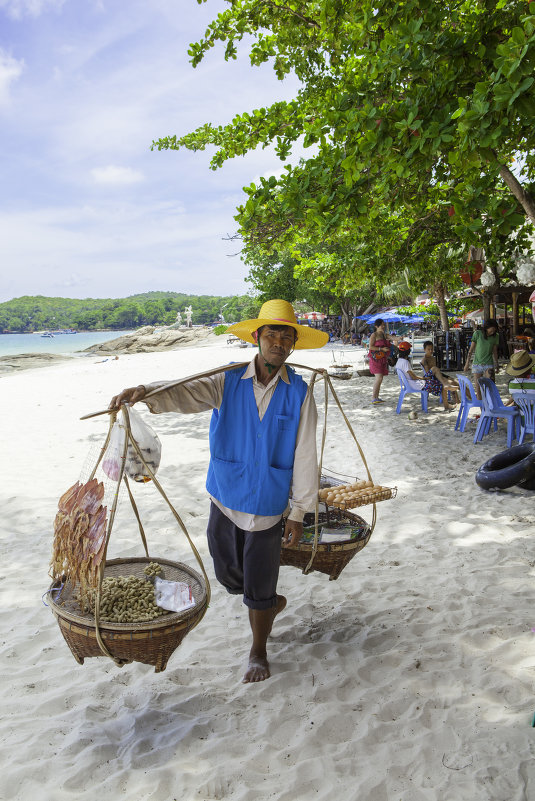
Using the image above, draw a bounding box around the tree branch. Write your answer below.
[494,157,535,226]
[259,0,321,29]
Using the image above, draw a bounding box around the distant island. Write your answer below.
[0,291,258,333]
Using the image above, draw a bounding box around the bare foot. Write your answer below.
[243,655,271,683]
[242,596,287,683]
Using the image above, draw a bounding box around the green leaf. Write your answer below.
[511,27,525,46]
[508,76,534,106]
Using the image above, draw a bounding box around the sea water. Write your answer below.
[0,331,134,357]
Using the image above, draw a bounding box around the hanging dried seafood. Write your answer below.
[46,403,211,671]
[49,478,108,608]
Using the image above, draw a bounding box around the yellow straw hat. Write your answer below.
[226,299,329,350]
[505,350,535,376]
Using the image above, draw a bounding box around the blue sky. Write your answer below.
[0,0,299,302]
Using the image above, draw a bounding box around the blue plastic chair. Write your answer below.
[395,368,429,414]
[455,373,483,433]
[473,378,520,448]
[511,392,535,444]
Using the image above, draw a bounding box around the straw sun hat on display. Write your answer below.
[226,299,329,350]
[505,350,535,376]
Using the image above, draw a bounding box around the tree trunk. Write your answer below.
[434,285,450,332]
[497,162,535,225]
[512,292,519,337]
[482,292,492,321]
[339,299,352,336]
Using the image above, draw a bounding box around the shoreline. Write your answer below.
[0,326,226,373]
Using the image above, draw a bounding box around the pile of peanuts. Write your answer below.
[83,562,170,623]
[318,481,392,509]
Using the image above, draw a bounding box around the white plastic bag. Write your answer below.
[153,576,195,613]
[101,419,124,481]
[102,406,162,483]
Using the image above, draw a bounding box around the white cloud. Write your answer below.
[0,0,65,19]
[91,165,145,186]
[0,0,304,301]
[250,166,289,187]
[0,198,251,300]
[0,50,24,106]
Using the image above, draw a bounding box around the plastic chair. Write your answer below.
[455,373,483,433]
[473,378,520,448]
[511,393,535,444]
[395,368,429,414]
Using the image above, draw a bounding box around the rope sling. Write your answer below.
[81,360,381,590]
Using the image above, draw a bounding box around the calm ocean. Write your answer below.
[0,331,133,357]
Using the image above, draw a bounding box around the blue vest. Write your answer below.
[206,365,308,516]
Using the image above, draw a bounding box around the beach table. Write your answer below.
[507,339,530,356]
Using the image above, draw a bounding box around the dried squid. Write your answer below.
[50,479,108,607]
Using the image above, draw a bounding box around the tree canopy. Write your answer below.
[156,0,535,229]
[153,0,535,318]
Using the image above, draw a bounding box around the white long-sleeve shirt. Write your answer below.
[142,357,318,532]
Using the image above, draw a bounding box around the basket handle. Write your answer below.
[301,373,377,574]
[90,404,211,666]
[325,375,377,533]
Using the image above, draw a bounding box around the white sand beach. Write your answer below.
[1,340,534,801]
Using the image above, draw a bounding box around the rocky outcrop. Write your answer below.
[0,353,73,374]
[81,326,219,354]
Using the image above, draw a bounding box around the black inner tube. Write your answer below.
[476,443,535,490]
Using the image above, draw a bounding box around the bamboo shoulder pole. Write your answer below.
[80,360,326,420]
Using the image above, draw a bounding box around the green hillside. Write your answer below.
[0,292,259,333]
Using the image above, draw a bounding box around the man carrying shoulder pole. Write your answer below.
[109,300,329,683]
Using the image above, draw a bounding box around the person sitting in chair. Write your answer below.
[396,341,457,411]
[503,350,535,405]
[420,341,460,405]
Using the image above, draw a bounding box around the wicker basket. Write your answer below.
[47,557,208,672]
[279,508,372,580]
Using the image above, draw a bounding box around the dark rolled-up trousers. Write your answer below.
[206,502,282,610]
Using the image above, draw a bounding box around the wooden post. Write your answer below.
[512,292,519,337]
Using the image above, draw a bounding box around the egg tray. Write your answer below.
[318,482,397,510]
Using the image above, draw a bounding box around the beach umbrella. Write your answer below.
[462,309,485,321]
[298,311,326,321]
[355,311,401,323]
[376,312,406,323]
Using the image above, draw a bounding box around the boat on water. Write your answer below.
[41,331,54,337]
